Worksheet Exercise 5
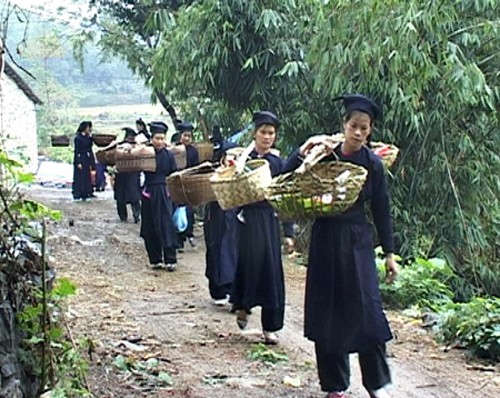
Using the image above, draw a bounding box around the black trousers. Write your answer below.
[315,343,391,392]
[117,201,141,222]
[208,280,232,300]
[233,305,285,332]
[144,239,177,265]
[177,206,195,247]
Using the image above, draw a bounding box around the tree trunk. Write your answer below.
[154,90,179,129]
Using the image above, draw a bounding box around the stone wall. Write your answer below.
[0,239,44,398]
[0,75,39,173]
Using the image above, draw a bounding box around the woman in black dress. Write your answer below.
[176,121,200,249]
[113,128,141,223]
[139,121,178,271]
[204,141,239,306]
[284,94,398,398]
[72,121,95,201]
[230,111,285,345]
[135,118,151,143]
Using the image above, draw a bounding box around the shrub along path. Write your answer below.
[32,186,499,398]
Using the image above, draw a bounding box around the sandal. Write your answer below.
[326,392,346,398]
[236,310,248,330]
[263,331,279,345]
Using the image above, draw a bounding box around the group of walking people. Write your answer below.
[203,94,398,398]
[71,93,398,398]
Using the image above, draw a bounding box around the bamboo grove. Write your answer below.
[82,0,499,296]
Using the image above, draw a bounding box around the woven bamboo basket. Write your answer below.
[268,147,368,220]
[167,162,216,206]
[92,133,117,147]
[170,145,187,169]
[194,142,214,162]
[210,159,272,210]
[95,147,116,166]
[370,142,399,168]
[50,135,70,147]
[115,144,156,172]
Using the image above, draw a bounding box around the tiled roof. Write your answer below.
[3,62,43,105]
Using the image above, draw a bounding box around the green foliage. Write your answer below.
[87,0,500,295]
[1,151,88,395]
[113,355,174,387]
[0,150,62,228]
[309,0,500,295]
[434,297,500,361]
[377,255,456,311]
[247,343,289,364]
[17,279,89,397]
[150,0,325,150]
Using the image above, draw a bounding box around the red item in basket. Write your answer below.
[373,145,391,158]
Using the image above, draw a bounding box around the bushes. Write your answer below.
[377,252,499,361]
[377,255,456,311]
[434,298,500,361]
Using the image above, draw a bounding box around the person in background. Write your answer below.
[94,161,107,192]
[113,127,141,223]
[72,121,95,201]
[230,110,286,345]
[176,121,200,250]
[204,140,239,306]
[283,94,398,398]
[140,121,179,271]
[86,121,107,193]
[135,118,151,143]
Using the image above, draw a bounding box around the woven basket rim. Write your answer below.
[211,159,268,182]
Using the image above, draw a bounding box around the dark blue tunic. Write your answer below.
[203,202,238,286]
[72,133,95,199]
[114,171,141,203]
[185,144,200,168]
[230,151,285,310]
[284,145,394,354]
[140,147,178,250]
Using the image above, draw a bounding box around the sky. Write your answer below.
[4,0,91,28]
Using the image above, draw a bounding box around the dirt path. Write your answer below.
[31,186,499,398]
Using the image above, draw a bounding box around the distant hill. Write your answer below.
[4,9,152,107]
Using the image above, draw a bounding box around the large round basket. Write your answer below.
[50,135,70,147]
[371,142,399,168]
[210,159,272,210]
[95,147,116,166]
[170,145,187,169]
[167,162,216,206]
[115,144,156,173]
[268,161,368,220]
[194,142,213,162]
[92,134,117,147]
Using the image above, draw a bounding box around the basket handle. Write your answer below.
[295,133,344,174]
[234,141,256,173]
[176,161,213,176]
[295,145,331,174]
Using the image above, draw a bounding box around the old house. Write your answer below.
[0,61,43,173]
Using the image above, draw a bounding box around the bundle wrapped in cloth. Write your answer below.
[115,143,156,173]
[210,141,272,210]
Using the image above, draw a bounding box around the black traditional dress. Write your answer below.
[140,147,178,265]
[177,144,200,246]
[204,202,238,300]
[230,151,285,332]
[114,169,141,222]
[72,133,95,200]
[284,145,394,354]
